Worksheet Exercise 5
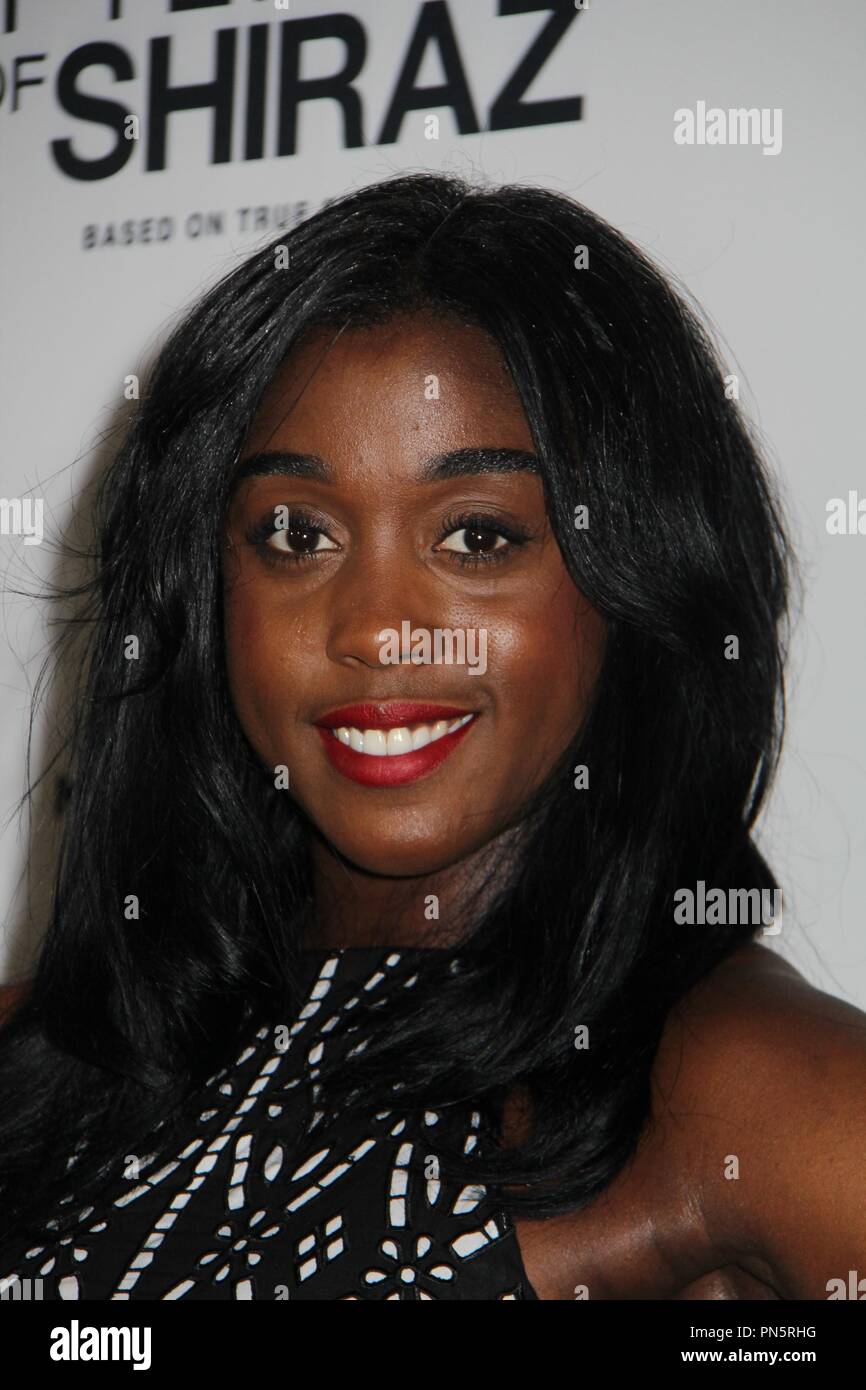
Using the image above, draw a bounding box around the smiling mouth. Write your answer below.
[327,713,474,757]
[313,704,480,786]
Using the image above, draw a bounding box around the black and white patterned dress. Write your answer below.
[0,947,539,1300]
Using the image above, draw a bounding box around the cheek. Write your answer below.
[496,585,603,739]
[222,582,293,748]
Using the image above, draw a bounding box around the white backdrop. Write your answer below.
[1,0,864,1005]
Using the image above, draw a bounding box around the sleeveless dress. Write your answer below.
[0,946,540,1300]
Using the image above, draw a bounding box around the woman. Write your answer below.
[0,172,863,1301]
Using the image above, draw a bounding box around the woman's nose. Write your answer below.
[322,550,443,673]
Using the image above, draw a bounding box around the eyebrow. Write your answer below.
[231,446,541,488]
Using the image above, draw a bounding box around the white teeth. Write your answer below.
[331,713,474,757]
[387,727,412,756]
[363,729,387,757]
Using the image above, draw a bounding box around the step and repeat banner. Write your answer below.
[1,0,864,999]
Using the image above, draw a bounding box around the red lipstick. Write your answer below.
[315,702,472,730]
[313,702,479,787]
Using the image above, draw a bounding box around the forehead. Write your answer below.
[242,313,534,460]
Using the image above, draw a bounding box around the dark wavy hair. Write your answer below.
[0,172,792,1243]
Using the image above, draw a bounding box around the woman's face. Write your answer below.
[222,312,605,877]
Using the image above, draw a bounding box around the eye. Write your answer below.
[438,525,508,556]
[434,512,530,567]
[269,520,338,556]
[243,507,532,569]
[246,508,339,565]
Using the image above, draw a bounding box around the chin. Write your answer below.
[313,813,477,878]
[329,838,458,879]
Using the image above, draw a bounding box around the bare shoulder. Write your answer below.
[658,940,866,1103]
[659,940,866,1076]
[516,942,866,1301]
[653,942,866,1297]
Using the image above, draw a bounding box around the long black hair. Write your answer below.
[0,172,792,1240]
